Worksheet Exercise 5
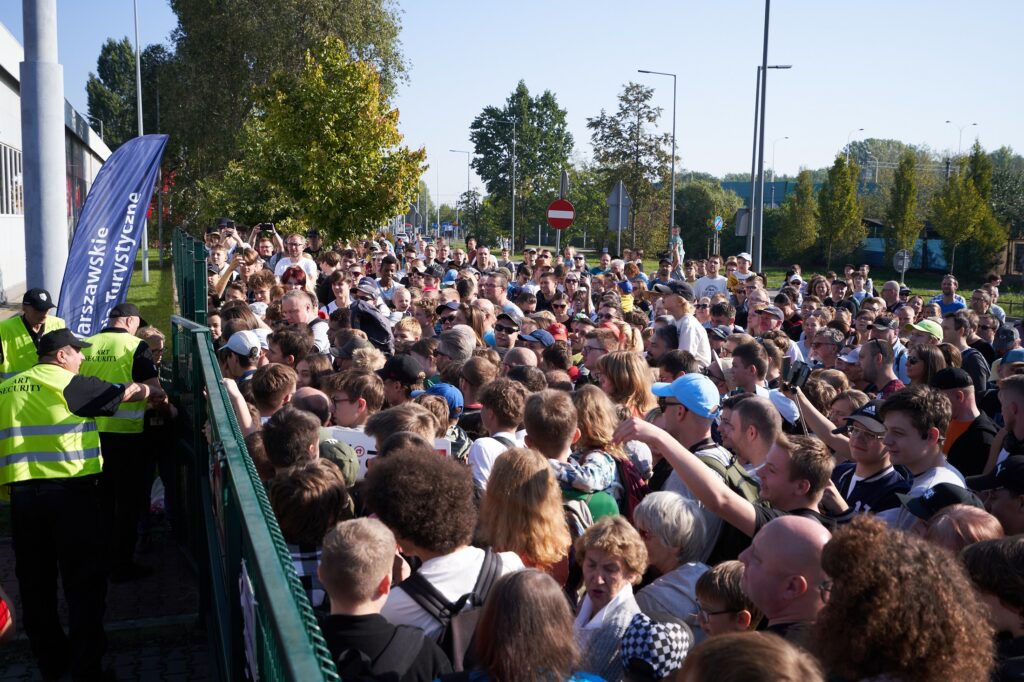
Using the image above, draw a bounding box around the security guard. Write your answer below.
[78,302,162,582]
[0,287,65,380]
[0,328,161,680]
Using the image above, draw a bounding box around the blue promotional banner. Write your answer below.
[57,134,168,337]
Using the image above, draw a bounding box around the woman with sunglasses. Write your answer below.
[549,293,572,324]
[906,344,946,386]
[694,297,712,326]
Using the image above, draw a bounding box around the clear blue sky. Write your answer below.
[2,1,1021,208]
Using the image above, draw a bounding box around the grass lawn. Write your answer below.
[128,250,176,334]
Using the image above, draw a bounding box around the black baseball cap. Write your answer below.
[872,317,899,331]
[651,281,695,301]
[896,482,984,521]
[329,337,371,360]
[930,367,972,391]
[23,288,56,311]
[967,455,1024,495]
[109,302,148,326]
[37,329,91,356]
[376,354,425,386]
[832,400,885,435]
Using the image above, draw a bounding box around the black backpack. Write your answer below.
[333,625,425,681]
[401,549,503,671]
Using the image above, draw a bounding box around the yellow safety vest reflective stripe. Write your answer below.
[0,364,103,485]
[79,331,146,434]
[0,315,66,380]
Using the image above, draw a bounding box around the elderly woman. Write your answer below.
[632,492,709,639]
[574,516,646,682]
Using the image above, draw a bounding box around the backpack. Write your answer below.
[694,450,761,507]
[401,549,503,672]
[613,455,649,521]
[333,625,425,681]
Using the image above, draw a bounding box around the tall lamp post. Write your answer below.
[770,136,788,208]
[638,69,677,251]
[845,127,864,162]
[449,149,471,240]
[945,120,977,156]
[747,64,791,254]
[751,0,785,273]
[132,0,149,283]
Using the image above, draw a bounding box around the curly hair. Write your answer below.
[364,452,476,555]
[575,515,647,581]
[812,516,993,682]
[596,350,656,416]
[572,385,626,461]
[478,448,572,569]
[478,377,529,429]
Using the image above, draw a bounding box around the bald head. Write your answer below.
[739,516,831,625]
[291,386,331,425]
[502,347,538,374]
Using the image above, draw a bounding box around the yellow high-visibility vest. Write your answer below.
[0,315,65,381]
[80,331,146,434]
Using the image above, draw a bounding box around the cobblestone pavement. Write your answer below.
[0,515,211,681]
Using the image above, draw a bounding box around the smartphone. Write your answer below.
[787,360,811,390]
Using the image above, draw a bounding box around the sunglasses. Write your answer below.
[439,315,457,325]
[696,303,709,309]
[598,313,617,320]
[552,303,568,309]
[495,325,518,334]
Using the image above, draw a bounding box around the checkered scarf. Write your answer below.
[621,612,691,679]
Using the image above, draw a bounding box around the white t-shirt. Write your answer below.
[676,315,712,368]
[468,431,523,490]
[381,546,524,640]
[694,275,728,300]
[274,256,318,282]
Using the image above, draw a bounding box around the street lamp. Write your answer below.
[945,120,977,156]
[770,136,788,208]
[132,0,149,282]
[450,149,471,238]
[638,69,677,251]
[496,120,517,250]
[747,64,791,254]
[845,128,864,162]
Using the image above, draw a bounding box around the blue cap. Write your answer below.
[520,329,556,347]
[652,374,720,419]
[411,382,464,418]
[1004,348,1024,364]
[617,280,634,294]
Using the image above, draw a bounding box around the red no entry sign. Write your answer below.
[546,199,575,230]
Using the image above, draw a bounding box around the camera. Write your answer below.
[786,360,811,390]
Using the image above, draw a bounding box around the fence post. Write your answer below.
[192,241,208,325]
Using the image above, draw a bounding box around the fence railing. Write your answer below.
[170,229,338,681]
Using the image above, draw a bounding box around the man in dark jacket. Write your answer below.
[933,368,998,477]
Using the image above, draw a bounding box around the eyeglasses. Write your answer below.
[286,241,304,247]
[598,313,617,321]
[552,303,568,309]
[583,345,607,354]
[439,315,457,325]
[331,395,353,405]
[658,397,683,413]
[565,278,579,284]
[695,602,736,623]
[848,426,885,441]
[818,580,833,604]
[979,325,994,331]
[696,303,709,309]
[495,325,518,334]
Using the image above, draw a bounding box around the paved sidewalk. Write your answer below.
[0,514,211,681]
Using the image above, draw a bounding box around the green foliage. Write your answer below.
[587,82,674,255]
[817,156,865,270]
[456,189,483,235]
[160,0,407,224]
[990,146,1024,239]
[86,38,167,149]
[774,170,818,260]
[930,159,1004,276]
[468,81,574,250]
[966,140,994,201]
[199,37,425,241]
[675,180,744,258]
[884,151,921,260]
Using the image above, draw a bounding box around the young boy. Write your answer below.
[320,370,385,430]
[693,560,763,638]
[317,518,452,678]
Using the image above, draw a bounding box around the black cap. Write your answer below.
[930,367,973,391]
[967,455,1024,494]
[329,337,371,360]
[23,288,56,311]
[832,400,885,435]
[37,329,91,356]
[109,302,148,327]
[306,228,322,238]
[376,354,425,386]
[216,217,234,228]
[708,325,732,341]
[435,300,460,315]
[652,281,695,301]
[872,317,899,331]
[424,264,445,280]
[897,482,984,521]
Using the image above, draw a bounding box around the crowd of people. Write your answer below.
[11,211,1021,680]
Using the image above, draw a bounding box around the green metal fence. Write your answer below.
[170,229,338,681]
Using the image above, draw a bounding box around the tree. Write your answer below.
[675,180,743,259]
[86,38,167,149]
[468,81,574,250]
[966,140,994,201]
[774,170,818,260]
[587,82,673,254]
[456,189,483,235]
[199,37,424,240]
[931,159,989,275]
[990,146,1024,239]
[817,156,864,270]
[159,0,408,225]
[884,151,921,260]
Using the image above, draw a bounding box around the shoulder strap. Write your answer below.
[490,435,516,449]
[401,572,458,626]
[375,625,426,675]
[470,549,503,606]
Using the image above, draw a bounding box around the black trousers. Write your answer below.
[11,475,108,680]
[99,432,154,569]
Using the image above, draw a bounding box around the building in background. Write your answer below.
[0,21,109,305]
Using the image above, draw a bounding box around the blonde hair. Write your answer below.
[596,350,656,416]
[349,346,386,371]
[478,448,572,569]
[575,515,647,580]
[320,518,396,603]
[572,385,626,460]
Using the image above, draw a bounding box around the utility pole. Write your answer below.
[133,0,149,283]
